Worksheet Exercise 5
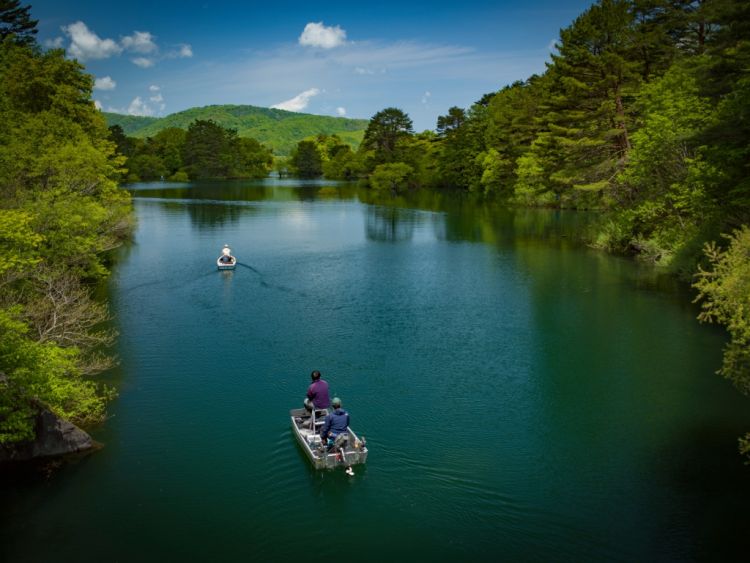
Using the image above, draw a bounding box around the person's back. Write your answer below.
[306,370,330,410]
[321,397,349,440]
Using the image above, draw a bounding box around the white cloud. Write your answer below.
[421,91,431,104]
[355,66,384,75]
[271,88,320,112]
[336,107,346,116]
[94,100,102,110]
[121,31,158,54]
[59,21,192,68]
[94,76,116,90]
[62,21,122,61]
[44,37,64,48]
[144,87,166,113]
[132,57,155,68]
[127,96,154,116]
[298,22,346,49]
[165,43,193,59]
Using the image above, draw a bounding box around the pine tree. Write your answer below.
[0,0,38,46]
[534,0,641,203]
[361,107,413,164]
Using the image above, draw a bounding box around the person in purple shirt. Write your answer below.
[304,370,330,412]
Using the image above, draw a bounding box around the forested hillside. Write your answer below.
[102,113,158,135]
[104,105,368,155]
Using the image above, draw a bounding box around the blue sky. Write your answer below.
[32,0,593,131]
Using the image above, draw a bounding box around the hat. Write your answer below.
[331,397,342,408]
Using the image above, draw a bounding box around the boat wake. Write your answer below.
[235,262,262,275]
[236,262,308,297]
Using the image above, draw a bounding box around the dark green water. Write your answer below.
[2,179,749,562]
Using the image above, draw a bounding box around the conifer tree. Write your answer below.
[532,0,641,203]
[361,107,413,164]
[0,0,37,46]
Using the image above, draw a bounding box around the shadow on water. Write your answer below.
[652,423,750,561]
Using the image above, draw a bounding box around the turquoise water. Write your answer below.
[2,179,749,562]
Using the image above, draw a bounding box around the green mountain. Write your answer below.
[103,105,368,155]
[103,113,159,135]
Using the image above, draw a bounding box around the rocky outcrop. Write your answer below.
[0,407,96,463]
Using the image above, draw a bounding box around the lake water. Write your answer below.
[2,179,749,562]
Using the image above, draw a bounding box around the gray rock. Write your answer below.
[0,407,95,463]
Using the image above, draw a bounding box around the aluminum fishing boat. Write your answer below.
[290,407,368,471]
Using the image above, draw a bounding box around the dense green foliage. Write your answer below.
[694,227,750,459]
[100,113,158,135]
[103,104,368,156]
[361,107,414,164]
[288,140,323,178]
[287,134,362,179]
[0,26,131,443]
[694,227,750,391]
[110,119,273,181]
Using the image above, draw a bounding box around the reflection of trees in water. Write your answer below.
[131,180,275,203]
[437,204,592,249]
[361,190,593,247]
[186,202,247,228]
[136,180,602,254]
[296,184,359,202]
[365,205,417,242]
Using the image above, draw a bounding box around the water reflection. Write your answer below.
[365,206,417,242]
[128,179,361,228]
[123,178,688,297]
[185,202,246,228]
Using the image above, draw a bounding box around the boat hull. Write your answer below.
[217,258,236,270]
[290,407,368,470]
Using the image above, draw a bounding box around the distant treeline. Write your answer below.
[290,0,750,451]
[110,120,274,182]
[1,3,131,443]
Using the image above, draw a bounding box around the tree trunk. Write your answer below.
[614,90,631,155]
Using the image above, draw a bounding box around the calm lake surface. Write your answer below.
[2,178,749,562]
